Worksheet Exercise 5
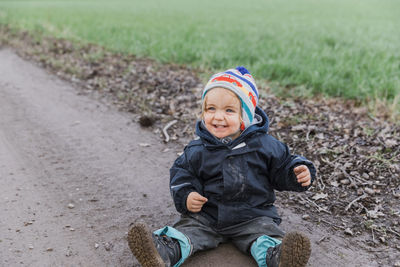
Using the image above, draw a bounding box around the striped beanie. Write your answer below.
[202,66,259,130]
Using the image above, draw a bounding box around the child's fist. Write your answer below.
[294,165,311,187]
[186,192,208,213]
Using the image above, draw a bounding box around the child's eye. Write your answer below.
[226,109,235,113]
[206,107,215,111]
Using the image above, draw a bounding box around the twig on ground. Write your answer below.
[367,248,388,252]
[388,227,400,238]
[182,124,190,135]
[345,193,368,212]
[306,130,311,141]
[317,236,328,244]
[318,173,326,191]
[371,228,375,242]
[299,196,331,214]
[162,119,178,143]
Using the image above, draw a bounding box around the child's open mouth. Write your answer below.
[213,124,227,129]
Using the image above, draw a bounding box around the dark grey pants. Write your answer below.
[173,214,285,255]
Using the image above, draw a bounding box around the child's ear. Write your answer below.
[240,122,245,131]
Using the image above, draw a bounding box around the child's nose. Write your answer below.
[214,110,224,119]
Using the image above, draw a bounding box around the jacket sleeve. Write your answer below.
[170,149,203,214]
[265,136,316,192]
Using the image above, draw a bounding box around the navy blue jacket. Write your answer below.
[170,107,316,228]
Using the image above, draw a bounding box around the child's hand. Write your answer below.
[186,192,208,213]
[294,165,311,187]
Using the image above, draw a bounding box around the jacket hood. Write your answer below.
[195,106,269,146]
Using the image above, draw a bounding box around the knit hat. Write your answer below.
[202,66,259,130]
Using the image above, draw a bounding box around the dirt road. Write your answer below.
[0,49,383,266]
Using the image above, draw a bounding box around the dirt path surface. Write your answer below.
[0,49,388,266]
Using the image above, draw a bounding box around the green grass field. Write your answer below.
[0,0,399,105]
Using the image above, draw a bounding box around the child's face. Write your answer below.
[203,87,241,140]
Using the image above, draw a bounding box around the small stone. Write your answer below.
[104,242,112,251]
[70,228,75,231]
[384,139,397,147]
[364,188,375,195]
[330,180,339,187]
[394,261,400,267]
[291,125,307,131]
[46,248,53,252]
[139,143,151,147]
[302,214,310,220]
[67,203,75,209]
[362,173,369,179]
[28,245,34,250]
[344,228,353,236]
[357,188,364,195]
[340,179,350,185]
[65,249,73,257]
[94,243,99,249]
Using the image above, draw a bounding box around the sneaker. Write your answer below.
[266,232,311,267]
[127,223,181,267]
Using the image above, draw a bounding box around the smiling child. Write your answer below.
[128,66,316,267]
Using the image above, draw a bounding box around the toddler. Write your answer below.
[128,66,316,267]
